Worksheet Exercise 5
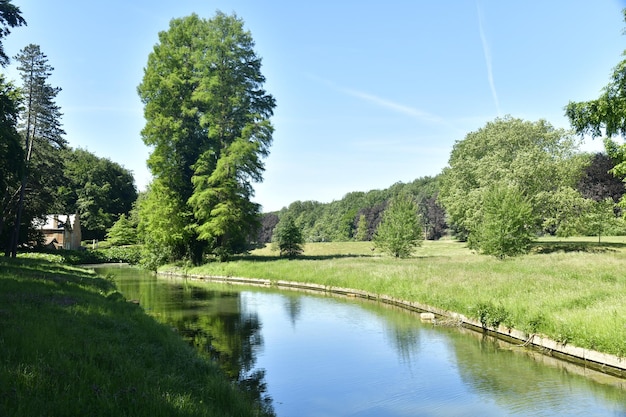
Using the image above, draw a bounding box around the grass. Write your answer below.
[0,256,272,417]
[174,237,626,358]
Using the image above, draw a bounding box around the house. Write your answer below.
[39,214,82,250]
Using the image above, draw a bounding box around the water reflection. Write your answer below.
[282,296,302,328]
[451,330,626,416]
[107,268,274,415]
[103,268,626,417]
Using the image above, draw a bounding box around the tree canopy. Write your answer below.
[0,0,25,67]
[565,9,626,179]
[438,116,587,251]
[138,12,275,264]
[61,148,137,240]
[0,75,24,251]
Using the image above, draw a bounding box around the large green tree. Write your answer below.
[138,12,275,264]
[60,148,137,240]
[438,116,586,245]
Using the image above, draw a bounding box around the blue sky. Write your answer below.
[4,1,626,212]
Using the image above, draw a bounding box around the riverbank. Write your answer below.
[0,256,272,417]
[164,238,626,377]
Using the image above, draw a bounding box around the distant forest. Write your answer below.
[258,176,448,244]
[257,152,626,245]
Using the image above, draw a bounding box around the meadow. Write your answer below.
[178,237,626,358]
[0,256,272,417]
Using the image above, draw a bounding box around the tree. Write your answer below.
[438,116,586,243]
[577,153,625,204]
[271,216,304,258]
[355,214,368,241]
[0,0,25,67]
[0,75,24,249]
[106,214,137,246]
[256,212,279,244]
[417,193,447,240]
[471,183,536,258]
[352,201,386,242]
[535,186,589,237]
[8,44,66,257]
[61,148,137,240]
[138,12,275,264]
[565,10,626,179]
[577,198,625,243]
[373,195,423,258]
[0,1,25,255]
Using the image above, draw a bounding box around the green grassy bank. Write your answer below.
[174,238,626,358]
[0,256,271,417]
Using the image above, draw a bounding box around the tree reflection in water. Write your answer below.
[106,269,275,416]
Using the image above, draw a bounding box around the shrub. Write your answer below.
[271,216,304,258]
[471,183,536,258]
[373,195,423,258]
[475,302,511,329]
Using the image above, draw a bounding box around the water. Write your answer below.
[102,267,626,417]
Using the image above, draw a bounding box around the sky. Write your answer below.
[3,1,626,212]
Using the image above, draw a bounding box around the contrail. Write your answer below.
[305,73,445,124]
[477,2,501,116]
[342,88,444,124]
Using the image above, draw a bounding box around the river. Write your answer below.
[100,267,626,417]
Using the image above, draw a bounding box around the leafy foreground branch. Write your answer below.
[0,257,272,417]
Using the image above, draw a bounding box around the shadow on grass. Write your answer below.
[531,240,626,254]
[0,257,116,293]
[227,253,380,262]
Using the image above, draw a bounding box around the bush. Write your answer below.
[475,302,511,329]
[21,246,143,266]
[97,246,142,264]
[471,183,536,258]
[373,195,423,258]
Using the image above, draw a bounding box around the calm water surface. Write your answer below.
[102,268,626,417]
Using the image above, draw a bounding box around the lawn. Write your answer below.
[0,256,273,417]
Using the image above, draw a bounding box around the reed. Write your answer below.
[184,237,626,357]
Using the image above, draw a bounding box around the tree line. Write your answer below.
[257,176,445,244]
[0,4,136,256]
[262,142,625,256]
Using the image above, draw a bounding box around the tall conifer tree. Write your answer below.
[9,44,65,256]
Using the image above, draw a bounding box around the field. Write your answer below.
[178,237,626,358]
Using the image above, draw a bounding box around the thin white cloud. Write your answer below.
[477,2,501,116]
[306,73,445,124]
[341,88,445,124]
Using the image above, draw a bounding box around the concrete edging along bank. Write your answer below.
[159,271,626,379]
